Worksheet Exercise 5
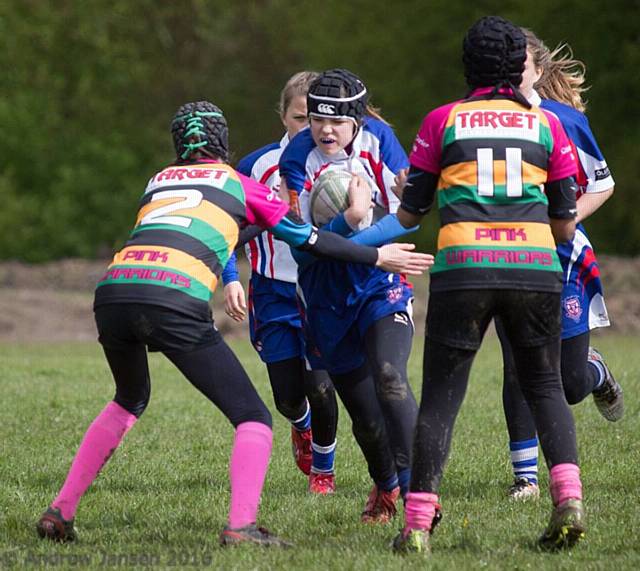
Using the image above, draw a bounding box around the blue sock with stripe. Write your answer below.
[588,359,606,391]
[291,400,311,432]
[311,440,336,474]
[510,437,539,484]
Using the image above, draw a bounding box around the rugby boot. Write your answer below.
[309,471,336,495]
[36,507,76,543]
[361,485,400,523]
[291,427,312,475]
[589,347,624,421]
[392,527,430,554]
[220,524,293,548]
[392,505,442,554]
[538,498,586,551]
[508,477,540,500]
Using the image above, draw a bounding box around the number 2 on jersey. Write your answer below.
[139,189,203,228]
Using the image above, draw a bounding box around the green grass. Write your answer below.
[1,334,638,570]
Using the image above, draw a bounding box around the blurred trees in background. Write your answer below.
[1,0,638,261]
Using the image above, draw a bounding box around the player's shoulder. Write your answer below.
[421,99,461,129]
[540,99,600,150]
[362,116,395,138]
[540,99,588,129]
[236,142,281,176]
[288,126,315,150]
[280,127,317,164]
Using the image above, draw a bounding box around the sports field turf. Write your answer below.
[1,334,638,569]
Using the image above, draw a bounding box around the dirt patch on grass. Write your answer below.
[0,256,638,343]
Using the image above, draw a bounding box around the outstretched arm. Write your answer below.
[270,210,433,275]
[293,213,421,269]
[241,167,432,274]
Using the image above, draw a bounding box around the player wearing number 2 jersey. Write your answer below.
[391,17,586,555]
[35,101,431,547]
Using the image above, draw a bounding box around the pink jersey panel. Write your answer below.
[239,171,289,228]
[543,111,579,182]
[409,102,457,174]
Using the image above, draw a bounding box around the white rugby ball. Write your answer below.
[310,169,373,229]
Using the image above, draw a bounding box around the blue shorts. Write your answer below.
[302,280,414,375]
[248,273,304,363]
[557,224,610,340]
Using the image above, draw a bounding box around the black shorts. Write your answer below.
[95,303,221,354]
[425,289,561,351]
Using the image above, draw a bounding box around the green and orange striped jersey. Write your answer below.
[409,92,577,292]
[94,161,288,318]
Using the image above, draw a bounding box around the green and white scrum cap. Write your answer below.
[171,101,229,161]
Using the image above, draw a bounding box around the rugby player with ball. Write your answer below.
[280,69,424,523]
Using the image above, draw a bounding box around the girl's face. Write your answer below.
[520,49,543,99]
[281,95,309,139]
[309,116,356,155]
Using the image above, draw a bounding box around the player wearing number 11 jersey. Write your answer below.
[392,16,586,555]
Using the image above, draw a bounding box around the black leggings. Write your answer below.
[266,358,338,447]
[411,337,579,492]
[104,340,271,427]
[96,303,271,427]
[500,322,597,442]
[331,312,418,483]
[410,290,578,494]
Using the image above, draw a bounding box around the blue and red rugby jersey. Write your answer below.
[535,93,613,337]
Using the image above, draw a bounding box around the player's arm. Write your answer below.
[221,251,240,284]
[343,174,372,228]
[221,252,246,322]
[278,164,304,217]
[242,166,431,274]
[547,176,578,243]
[269,209,432,275]
[320,212,418,244]
[292,213,421,270]
[576,186,614,223]
[565,108,615,223]
[311,174,375,233]
[395,166,439,228]
[236,224,263,247]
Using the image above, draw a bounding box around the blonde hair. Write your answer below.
[278,71,320,117]
[365,104,390,125]
[332,80,391,125]
[523,28,588,112]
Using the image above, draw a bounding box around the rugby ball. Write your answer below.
[310,169,373,229]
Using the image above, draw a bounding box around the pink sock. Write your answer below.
[228,422,273,529]
[549,463,582,506]
[52,401,137,520]
[404,491,439,531]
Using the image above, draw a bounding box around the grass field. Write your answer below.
[1,334,638,570]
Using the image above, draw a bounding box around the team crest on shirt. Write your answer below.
[563,296,583,322]
[386,286,403,304]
